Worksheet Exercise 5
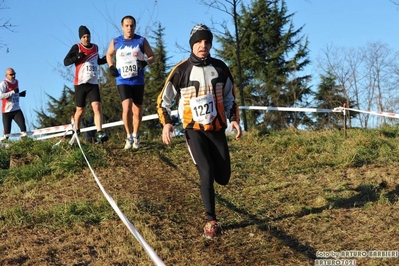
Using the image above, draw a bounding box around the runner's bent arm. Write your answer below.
[63,44,80,66]
[98,53,107,65]
[223,68,240,124]
[143,38,155,64]
[106,39,115,67]
[157,76,179,125]
[0,81,16,99]
[157,69,180,144]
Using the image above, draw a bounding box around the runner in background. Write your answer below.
[64,25,108,144]
[106,15,155,150]
[0,68,27,139]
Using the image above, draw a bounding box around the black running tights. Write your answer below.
[185,129,231,222]
[2,110,26,135]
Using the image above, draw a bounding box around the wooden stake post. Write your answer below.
[343,103,347,138]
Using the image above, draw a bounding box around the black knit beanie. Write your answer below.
[79,25,91,38]
[189,24,213,49]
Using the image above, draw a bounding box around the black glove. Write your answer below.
[77,52,86,60]
[109,65,119,77]
[137,60,148,70]
[19,90,26,97]
[98,55,107,65]
[13,88,19,94]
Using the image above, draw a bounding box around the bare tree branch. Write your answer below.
[0,2,17,51]
[1,18,16,31]
[198,0,241,18]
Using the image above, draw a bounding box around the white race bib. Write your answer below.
[79,60,98,84]
[190,93,217,124]
[120,59,138,78]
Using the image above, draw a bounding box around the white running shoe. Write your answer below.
[132,136,140,149]
[124,138,133,149]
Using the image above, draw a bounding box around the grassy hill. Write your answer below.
[1,127,399,265]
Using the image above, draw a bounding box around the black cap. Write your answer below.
[189,24,213,49]
[79,25,90,39]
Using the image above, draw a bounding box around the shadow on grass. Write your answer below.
[157,145,399,262]
[299,182,399,218]
[158,154,178,169]
[6,255,29,265]
[216,194,318,260]
[157,151,318,260]
[157,152,359,261]
[217,182,399,261]
[384,184,399,203]
[299,184,384,217]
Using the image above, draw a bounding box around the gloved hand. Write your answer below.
[13,88,19,94]
[137,59,148,70]
[109,65,119,77]
[19,90,26,97]
[98,55,107,65]
[77,52,86,60]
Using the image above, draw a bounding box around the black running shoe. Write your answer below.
[95,131,109,143]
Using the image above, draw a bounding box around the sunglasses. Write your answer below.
[7,73,15,76]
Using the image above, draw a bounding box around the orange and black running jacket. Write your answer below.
[157,53,240,131]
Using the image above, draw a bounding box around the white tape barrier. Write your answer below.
[239,106,334,113]
[240,105,399,118]
[4,105,399,141]
[2,118,167,263]
[2,106,334,141]
[52,124,73,148]
[68,117,165,266]
[3,123,74,139]
[0,106,335,140]
[333,106,399,118]
[75,135,165,265]
[0,110,178,141]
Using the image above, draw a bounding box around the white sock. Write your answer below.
[127,134,133,139]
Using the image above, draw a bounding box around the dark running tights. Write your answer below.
[185,129,231,222]
[2,110,26,135]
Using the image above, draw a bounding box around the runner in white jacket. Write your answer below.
[0,68,27,139]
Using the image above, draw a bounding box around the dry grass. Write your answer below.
[1,127,399,265]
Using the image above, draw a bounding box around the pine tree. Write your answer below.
[314,72,344,129]
[314,72,355,129]
[34,85,76,128]
[143,23,172,139]
[216,0,311,130]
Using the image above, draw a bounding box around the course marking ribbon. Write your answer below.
[69,117,166,265]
